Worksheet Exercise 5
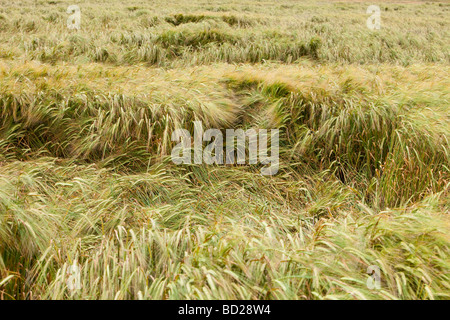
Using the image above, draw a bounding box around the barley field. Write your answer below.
[0,0,449,300]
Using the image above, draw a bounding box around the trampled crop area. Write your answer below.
[0,0,449,299]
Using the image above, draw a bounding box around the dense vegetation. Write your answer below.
[0,0,449,299]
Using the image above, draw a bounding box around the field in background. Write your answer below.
[0,0,449,299]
